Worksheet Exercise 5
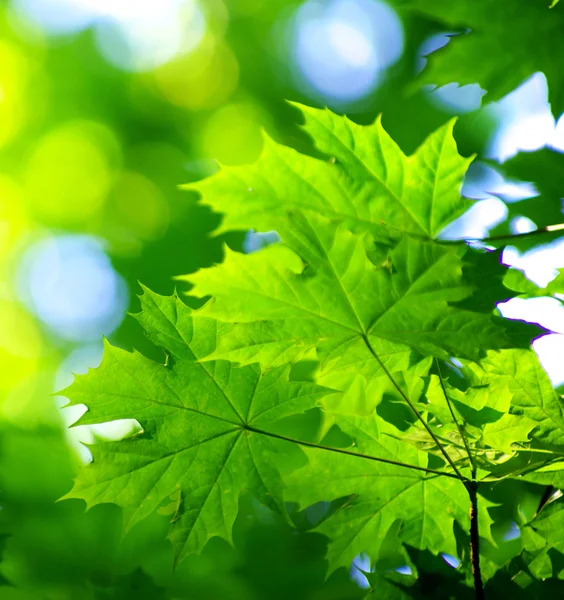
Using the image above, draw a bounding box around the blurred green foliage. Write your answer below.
[0,0,562,598]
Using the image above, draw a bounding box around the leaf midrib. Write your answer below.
[305,111,429,235]
[149,297,246,423]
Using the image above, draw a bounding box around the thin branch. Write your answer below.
[383,430,473,456]
[441,222,564,245]
[243,425,463,480]
[361,335,468,485]
[469,482,485,600]
[435,358,476,476]
[374,220,564,248]
[436,443,564,457]
[505,447,564,456]
[479,456,564,483]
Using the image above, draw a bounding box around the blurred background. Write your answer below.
[0,0,563,598]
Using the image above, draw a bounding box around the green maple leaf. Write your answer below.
[186,104,473,241]
[60,104,564,592]
[62,289,474,572]
[501,149,564,224]
[453,349,564,486]
[427,365,537,451]
[185,214,528,414]
[63,289,333,564]
[373,359,537,475]
[283,414,476,573]
[481,413,538,455]
[184,105,537,414]
[469,349,564,447]
[412,0,564,116]
[521,497,564,580]
[364,546,473,599]
[487,149,564,250]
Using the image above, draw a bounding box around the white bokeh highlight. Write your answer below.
[439,162,539,241]
[17,235,128,342]
[487,73,564,162]
[501,242,564,386]
[503,240,564,287]
[419,33,486,114]
[11,0,206,71]
[533,334,564,388]
[94,0,205,72]
[510,216,536,235]
[12,0,96,34]
[55,343,141,462]
[291,0,404,104]
[499,297,564,335]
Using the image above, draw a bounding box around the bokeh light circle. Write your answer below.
[24,121,121,228]
[154,41,239,110]
[0,176,28,260]
[0,40,30,149]
[418,33,486,114]
[11,0,97,34]
[11,0,206,72]
[112,171,170,245]
[17,235,128,342]
[94,0,206,72]
[200,103,265,165]
[290,0,404,104]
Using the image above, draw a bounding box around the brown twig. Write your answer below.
[468,482,485,600]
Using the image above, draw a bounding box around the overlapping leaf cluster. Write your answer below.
[410,0,564,116]
[64,105,564,596]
